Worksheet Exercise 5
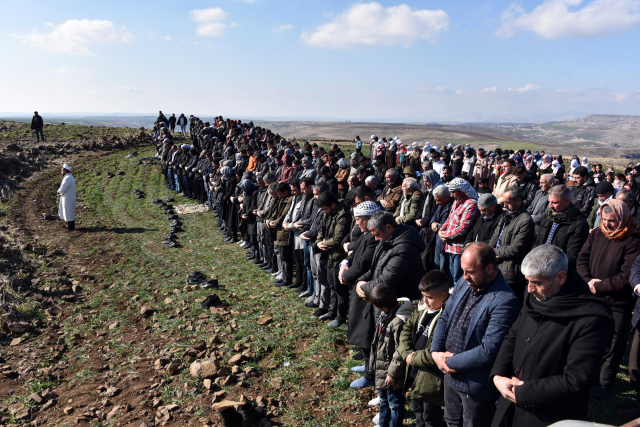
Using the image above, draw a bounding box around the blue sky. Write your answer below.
[1,0,639,122]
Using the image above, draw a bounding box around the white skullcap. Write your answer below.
[370,135,377,139]
[353,201,381,217]
[63,164,72,171]
[412,142,419,147]
[181,144,190,149]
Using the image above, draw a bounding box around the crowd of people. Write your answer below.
[154,113,640,427]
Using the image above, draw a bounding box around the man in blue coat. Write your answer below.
[431,242,520,427]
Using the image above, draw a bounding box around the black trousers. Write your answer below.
[293,248,305,286]
[412,399,443,427]
[67,221,75,230]
[443,382,495,427]
[629,327,640,399]
[600,309,632,388]
[327,266,349,322]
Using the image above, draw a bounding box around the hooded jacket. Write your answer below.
[489,204,535,285]
[358,225,426,301]
[367,298,413,391]
[490,270,613,427]
[576,227,640,312]
[534,205,589,268]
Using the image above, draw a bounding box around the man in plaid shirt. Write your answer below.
[439,178,480,283]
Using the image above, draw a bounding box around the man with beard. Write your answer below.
[533,185,589,268]
[378,168,404,214]
[491,245,613,427]
[431,242,520,427]
[493,160,518,205]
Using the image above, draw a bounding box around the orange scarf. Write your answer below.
[600,217,640,241]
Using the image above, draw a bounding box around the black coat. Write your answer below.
[533,205,589,268]
[344,232,378,350]
[464,205,503,245]
[358,225,426,301]
[31,115,43,130]
[242,188,258,234]
[490,270,613,427]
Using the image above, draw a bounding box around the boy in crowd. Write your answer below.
[367,285,413,427]
[399,271,450,427]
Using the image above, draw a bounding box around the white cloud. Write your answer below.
[272,24,293,33]
[516,83,541,92]
[190,7,229,37]
[481,86,498,92]
[435,86,448,92]
[300,2,450,48]
[47,66,89,75]
[14,19,133,56]
[163,35,171,41]
[496,0,640,39]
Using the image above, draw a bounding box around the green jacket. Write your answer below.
[316,200,352,268]
[587,200,602,229]
[367,299,413,391]
[398,300,444,405]
[394,190,423,228]
[267,195,293,246]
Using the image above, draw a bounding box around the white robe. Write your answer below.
[58,173,76,221]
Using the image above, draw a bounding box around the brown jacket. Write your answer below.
[492,173,518,205]
[267,195,294,246]
[336,168,350,191]
[378,179,403,214]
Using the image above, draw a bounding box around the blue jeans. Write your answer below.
[180,125,187,136]
[167,168,175,190]
[449,253,462,284]
[303,241,314,294]
[174,174,181,192]
[34,128,44,141]
[378,389,405,427]
[435,251,452,284]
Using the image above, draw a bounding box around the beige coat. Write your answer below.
[492,173,518,205]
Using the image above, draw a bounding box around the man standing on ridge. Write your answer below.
[31,111,44,142]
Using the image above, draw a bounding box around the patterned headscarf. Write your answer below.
[599,199,640,241]
[446,177,478,200]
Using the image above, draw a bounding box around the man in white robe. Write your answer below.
[58,164,76,230]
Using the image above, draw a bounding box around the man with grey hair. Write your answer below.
[491,244,613,427]
[364,175,383,198]
[528,173,554,228]
[534,184,588,268]
[465,193,503,245]
[489,185,535,302]
[617,188,640,226]
[300,157,318,180]
[378,168,403,214]
[394,178,423,228]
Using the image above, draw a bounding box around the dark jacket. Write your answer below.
[629,255,640,329]
[398,301,445,405]
[316,201,352,268]
[489,204,535,285]
[241,188,258,234]
[490,270,613,427]
[430,200,453,254]
[367,299,413,391]
[534,205,589,268]
[569,180,596,217]
[515,174,539,208]
[345,232,378,350]
[464,205,503,245]
[576,228,640,312]
[31,114,43,130]
[358,225,426,301]
[431,271,520,403]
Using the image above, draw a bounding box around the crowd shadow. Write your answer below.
[76,226,156,234]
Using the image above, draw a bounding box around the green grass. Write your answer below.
[541,125,581,131]
[0,121,135,141]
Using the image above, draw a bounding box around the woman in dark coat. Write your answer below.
[340,201,382,375]
[240,179,259,258]
[415,171,442,273]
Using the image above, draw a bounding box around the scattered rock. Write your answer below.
[42,399,57,411]
[63,406,74,415]
[10,337,22,346]
[140,305,155,317]
[108,321,119,330]
[229,354,244,366]
[104,386,120,397]
[257,316,273,326]
[211,400,242,411]
[270,377,283,389]
[166,360,181,375]
[190,359,220,379]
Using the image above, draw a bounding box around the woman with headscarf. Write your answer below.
[452,149,464,177]
[335,158,350,199]
[473,149,491,191]
[582,157,591,173]
[462,148,476,178]
[552,160,566,184]
[375,142,387,165]
[539,154,553,175]
[278,154,294,183]
[577,199,640,400]
[396,142,408,169]
[523,154,537,176]
[415,170,444,272]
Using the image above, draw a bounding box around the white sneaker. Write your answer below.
[368,397,380,406]
[372,413,379,424]
[271,271,280,277]
[276,275,283,281]
[237,240,245,245]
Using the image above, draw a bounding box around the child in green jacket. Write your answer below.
[398,271,450,427]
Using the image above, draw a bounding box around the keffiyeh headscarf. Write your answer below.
[353,201,382,217]
[446,178,478,200]
[599,199,640,241]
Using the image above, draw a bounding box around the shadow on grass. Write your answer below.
[76,226,157,234]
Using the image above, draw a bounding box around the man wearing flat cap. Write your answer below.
[58,164,76,230]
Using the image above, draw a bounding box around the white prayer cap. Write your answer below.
[353,201,381,217]
[63,164,72,171]
[394,136,400,140]
[181,144,190,149]
[370,135,377,139]
[412,142,419,147]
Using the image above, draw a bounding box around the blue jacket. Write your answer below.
[430,200,452,254]
[430,270,520,403]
